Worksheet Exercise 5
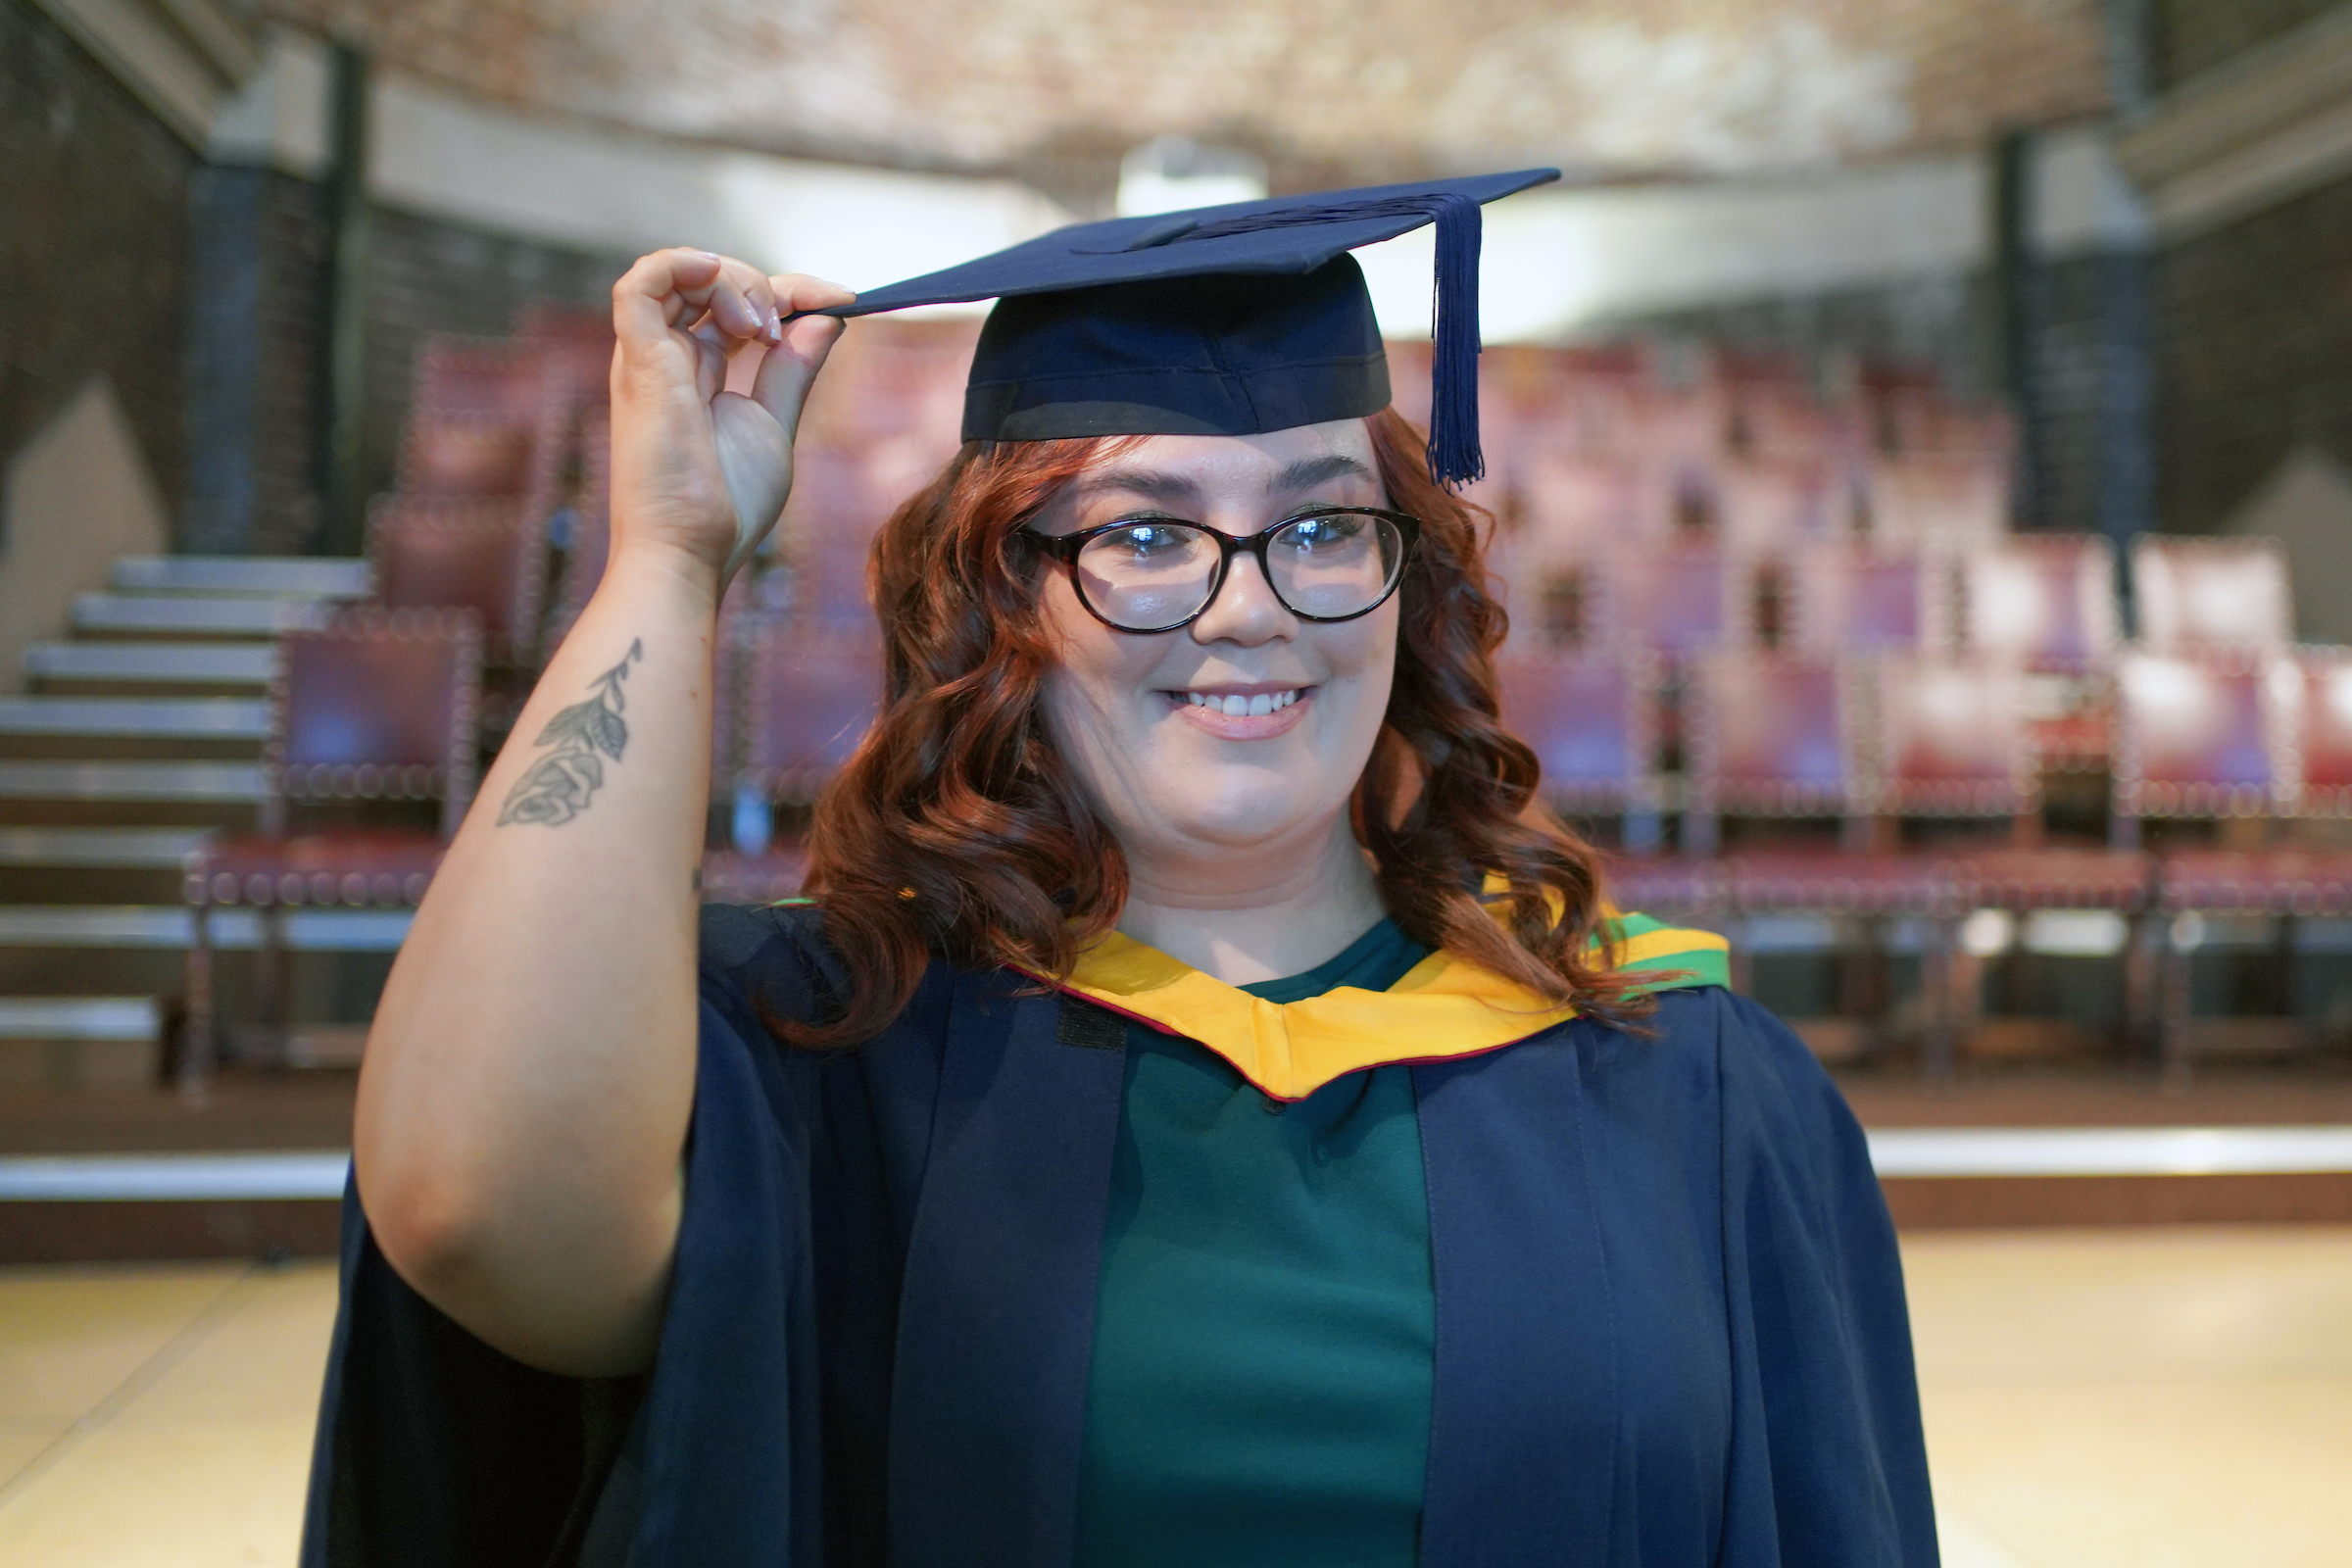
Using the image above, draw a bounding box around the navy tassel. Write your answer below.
[1136,192,1488,488]
[1423,191,1484,489]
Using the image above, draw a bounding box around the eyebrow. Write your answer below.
[1070,467,1199,504]
[1266,454,1376,495]
[1069,452,1378,509]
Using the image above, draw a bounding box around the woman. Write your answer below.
[308,176,1936,1567]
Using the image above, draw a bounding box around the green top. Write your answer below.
[1074,918,1438,1568]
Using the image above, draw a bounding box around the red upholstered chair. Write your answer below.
[702,623,885,902]
[1786,544,1950,655]
[1498,648,1665,849]
[1589,543,1750,660]
[2111,649,2287,843]
[2132,536,2291,653]
[1957,535,2121,770]
[411,337,550,424]
[2136,647,2352,1074]
[2108,648,2317,1075]
[1863,453,2008,545]
[182,610,483,1084]
[398,417,541,499]
[1685,652,1971,1067]
[516,305,616,409]
[1714,456,1843,549]
[1865,655,2153,1068]
[542,407,612,660]
[368,496,549,665]
[1961,537,2119,671]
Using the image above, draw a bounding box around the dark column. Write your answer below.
[316,41,371,558]
[1988,129,2039,528]
[2101,0,2157,624]
[182,164,266,555]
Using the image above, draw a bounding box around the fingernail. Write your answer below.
[686,249,718,263]
[764,312,783,343]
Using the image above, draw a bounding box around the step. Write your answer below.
[0,1151,350,1200]
[0,997,160,1041]
[0,761,266,803]
[0,827,214,868]
[110,556,371,598]
[0,906,413,951]
[23,642,276,685]
[70,594,330,636]
[0,697,270,739]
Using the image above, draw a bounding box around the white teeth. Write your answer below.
[1182,688,1301,714]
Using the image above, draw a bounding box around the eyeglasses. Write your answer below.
[1022,508,1420,634]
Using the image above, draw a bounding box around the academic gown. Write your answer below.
[301,903,1938,1567]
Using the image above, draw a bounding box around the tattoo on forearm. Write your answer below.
[497,640,643,828]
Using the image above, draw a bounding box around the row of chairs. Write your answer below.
[173,598,2350,1081]
[1511,532,2285,661]
[1512,642,2352,1078]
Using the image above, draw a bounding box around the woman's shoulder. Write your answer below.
[697,901,851,1024]
[1593,984,1861,1146]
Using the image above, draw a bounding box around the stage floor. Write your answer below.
[0,1230,2347,1566]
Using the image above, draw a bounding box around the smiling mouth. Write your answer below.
[1178,688,1304,717]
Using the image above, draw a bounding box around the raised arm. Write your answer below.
[352,251,850,1376]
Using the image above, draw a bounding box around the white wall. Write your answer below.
[0,382,170,693]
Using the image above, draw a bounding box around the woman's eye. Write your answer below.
[1283,514,1364,550]
[1111,523,1189,556]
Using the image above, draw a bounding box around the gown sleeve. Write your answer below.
[300,905,836,1568]
[1713,991,1941,1568]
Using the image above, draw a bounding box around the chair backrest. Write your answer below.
[269,608,483,835]
[1713,455,1841,548]
[2132,536,2291,652]
[411,337,548,424]
[1685,652,1859,817]
[2112,649,2288,821]
[1592,544,1749,657]
[1872,655,2034,818]
[1495,648,1660,814]
[398,416,542,499]
[543,408,612,659]
[367,496,548,662]
[515,305,616,407]
[1787,544,1948,654]
[736,623,885,804]
[2285,647,2352,818]
[1865,453,2008,544]
[1958,535,2118,671]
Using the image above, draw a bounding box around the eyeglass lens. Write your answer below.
[1073,513,1404,630]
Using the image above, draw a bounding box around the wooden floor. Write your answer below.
[1,1230,2346,1566]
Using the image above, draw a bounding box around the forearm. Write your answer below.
[355,544,719,1374]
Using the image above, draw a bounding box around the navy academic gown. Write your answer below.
[301,904,1938,1567]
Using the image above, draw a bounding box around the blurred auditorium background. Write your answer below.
[4,0,2352,1563]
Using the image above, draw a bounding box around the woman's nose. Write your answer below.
[1190,551,1296,646]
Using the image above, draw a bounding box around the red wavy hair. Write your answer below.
[785,406,1638,1047]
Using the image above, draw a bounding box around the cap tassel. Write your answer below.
[1121,190,1488,488]
[1423,191,1484,490]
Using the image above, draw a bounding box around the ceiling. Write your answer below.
[263,0,2112,206]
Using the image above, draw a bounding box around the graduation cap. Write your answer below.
[808,169,1560,488]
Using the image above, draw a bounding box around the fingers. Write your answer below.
[748,314,847,437]
[612,248,723,351]
[613,249,812,358]
[770,273,857,318]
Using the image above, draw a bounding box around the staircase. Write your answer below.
[0,556,410,1089]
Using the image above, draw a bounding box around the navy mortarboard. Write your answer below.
[806,169,1561,488]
